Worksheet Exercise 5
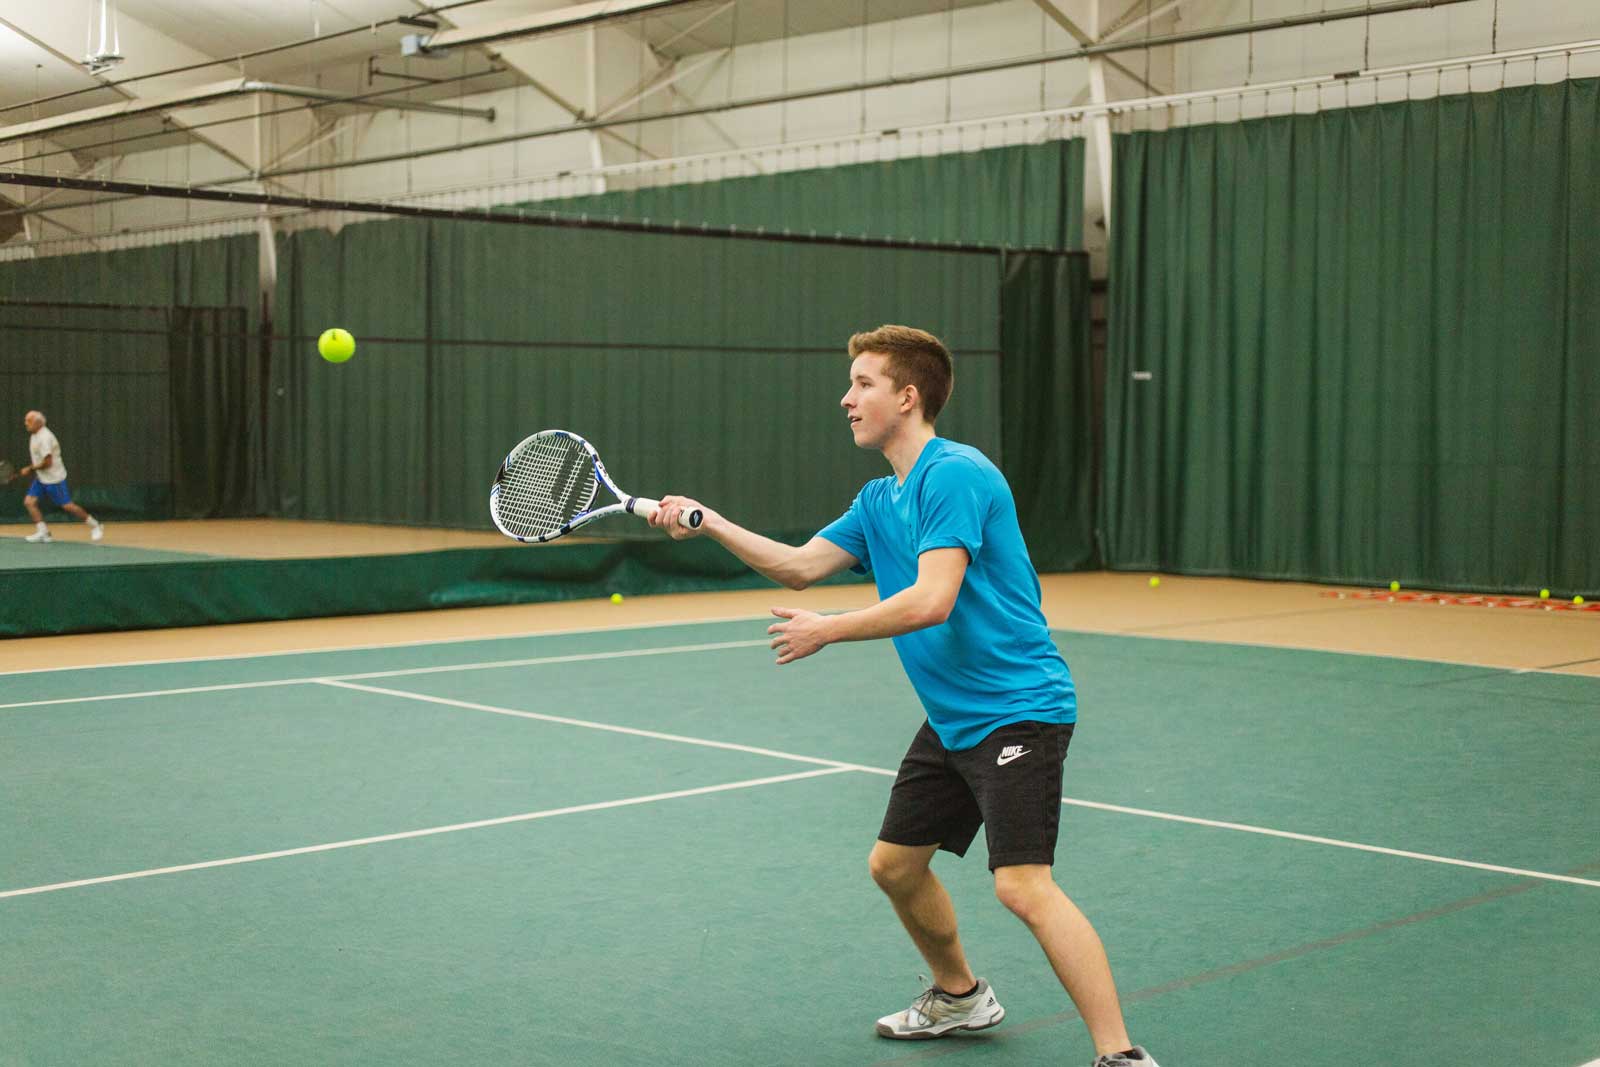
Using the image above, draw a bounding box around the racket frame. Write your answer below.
[489,429,698,543]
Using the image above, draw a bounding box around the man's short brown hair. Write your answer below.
[847,325,954,423]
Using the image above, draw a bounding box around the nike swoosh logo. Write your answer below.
[995,749,1031,766]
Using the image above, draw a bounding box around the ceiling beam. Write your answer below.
[1101,0,1187,44]
[410,0,710,55]
[1029,0,1168,94]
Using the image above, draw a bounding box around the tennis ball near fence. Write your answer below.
[1389,580,1401,593]
[318,328,356,363]
[1577,596,1586,606]
[1540,588,1550,600]
[1148,576,1160,589]
[610,593,624,605]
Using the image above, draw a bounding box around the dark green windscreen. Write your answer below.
[1105,78,1600,593]
[270,219,1002,538]
[0,236,263,519]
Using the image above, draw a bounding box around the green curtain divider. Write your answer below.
[1000,251,1098,572]
[0,236,265,520]
[0,538,869,638]
[0,235,259,312]
[271,219,1003,535]
[1105,78,1600,593]
[538,142,1085,250]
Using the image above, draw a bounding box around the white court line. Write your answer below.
[0,766,852,900]
[346,681,1600,891]
[8,604,1594,682]
[6,638,1596,893]
[1061,798,1600,889]
[0,639,770,711]
[1056,626,1600,682]
[319,680,883,774]
[0,612,780,677]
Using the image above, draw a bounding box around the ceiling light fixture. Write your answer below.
[83,0,124,75]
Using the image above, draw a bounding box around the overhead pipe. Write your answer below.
[229,0,1477,184]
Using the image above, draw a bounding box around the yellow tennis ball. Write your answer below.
[1540,588,1550,600]
[1576,595,1586,606]
[1148,576,1160,588]
[1389,580,1400,593]
[318,328,356,363]
[610,592,623,605]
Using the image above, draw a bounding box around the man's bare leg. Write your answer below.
[868,840,976,994]
[993,863,1133,1056]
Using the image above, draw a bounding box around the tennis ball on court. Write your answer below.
[1148,576,1160,588]
[1576,595,1586,606]
[1389,580,1401,593]
[610,592,624,605]
[318,328,356,363]
[1540,588,1550,600]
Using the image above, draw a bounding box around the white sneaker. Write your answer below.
[24,530,53,543]
[1092,1048,1161,1067]
[875,977,1004,1040]
[90,523,104,542]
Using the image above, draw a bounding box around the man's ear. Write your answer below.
[899,383,921,415]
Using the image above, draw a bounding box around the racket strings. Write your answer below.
[495,436,598,537]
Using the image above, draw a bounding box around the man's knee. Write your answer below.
[992,864,1056,924]
[869,841,934,896]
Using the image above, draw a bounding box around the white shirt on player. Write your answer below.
[28,426,67,484]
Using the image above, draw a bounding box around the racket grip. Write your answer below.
[629,497,704,529]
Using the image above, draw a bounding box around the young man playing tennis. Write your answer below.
[17,410,103,544]
[648,326,1156,1067]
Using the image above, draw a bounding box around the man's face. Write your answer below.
[840,352,906,450]
[23,413,40,433]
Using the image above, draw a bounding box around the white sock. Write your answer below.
[35,521,48,533]
[88,517,100,527]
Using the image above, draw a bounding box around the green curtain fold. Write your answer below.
[1106,78,1600,593]
[168,307,254,518]
[1000,252,1099,572]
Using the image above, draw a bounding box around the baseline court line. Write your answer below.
[0,613,781,676]
[0,639,770,710]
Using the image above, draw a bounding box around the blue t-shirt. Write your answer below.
[817,438,1075,750]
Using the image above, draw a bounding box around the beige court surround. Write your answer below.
[1,520,1593,678]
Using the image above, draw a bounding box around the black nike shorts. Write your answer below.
[877,718,1076,871]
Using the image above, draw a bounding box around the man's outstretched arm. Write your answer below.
[647,495,858,590]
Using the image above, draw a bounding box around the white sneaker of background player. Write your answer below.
[24,529,52,543]
[875,977,1004,1039]
[90,522,104,542]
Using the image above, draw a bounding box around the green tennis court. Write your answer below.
[4,618,1596,1066]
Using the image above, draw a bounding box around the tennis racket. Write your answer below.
[0,460,16,484]
[489,429,702,543]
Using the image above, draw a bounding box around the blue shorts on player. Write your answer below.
[26,479,73,507]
